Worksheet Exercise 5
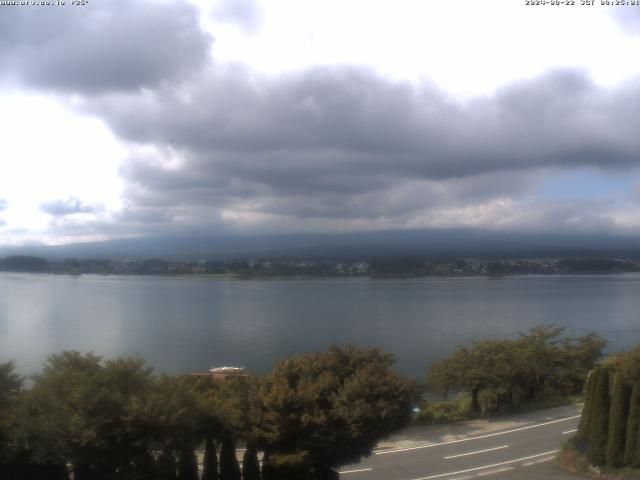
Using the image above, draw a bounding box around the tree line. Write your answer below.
[0,347,416,480]
[427,326,606,414]
[0,327,608,480]
[575,346,640,468]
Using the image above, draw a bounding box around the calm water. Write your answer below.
[1,272,639,378]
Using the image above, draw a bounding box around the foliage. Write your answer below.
[577,370,597,443]
[18,352,155,478]
[219,432,241,480]
[177,447,198,480]
[587,366,611,466]
[201,435,219,480]
[427,326,606,414]
[577,345,640,470]
[253,345,415,475]
[606,373,631,467]
[415,396,472,424]
[624,384,640,467]
[0,362,22,412]
[242,443,260,480]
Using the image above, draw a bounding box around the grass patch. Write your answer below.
[507,395,583,414]
[412,394,583,426]
[413,395,475,424]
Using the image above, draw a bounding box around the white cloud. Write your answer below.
[0,93,126,243]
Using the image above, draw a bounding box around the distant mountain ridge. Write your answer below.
[2,229,640,260]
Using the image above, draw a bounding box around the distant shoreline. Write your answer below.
[1,270,639,280]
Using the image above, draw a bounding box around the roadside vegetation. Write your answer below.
[419,326,605,423]
[561,345,640,478]
[0,347,416,480]
[0,326,614,479]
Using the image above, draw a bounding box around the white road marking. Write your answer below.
[376,416,580,455]
[448,476,474,480]
[338,468,373,474]
[521,456,555,466]
[410,450,560,480]
[477,466,514,476]
[444,445,509,459]
[562,429,577,435]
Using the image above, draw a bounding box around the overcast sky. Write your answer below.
[0,0,639,246]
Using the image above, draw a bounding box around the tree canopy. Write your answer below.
[253,346,416,478]
[427,326,606,413]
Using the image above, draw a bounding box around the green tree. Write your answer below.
[559,332,607,395]
[428,340,525,412]
[219,431,241,480]
[141,374,203,479]
[623,383,640,467]
[587,366,611,466]
[177,447,199,480]
[606,373,630,467]
[253,346,415,479]
[577,370,597,442]
[242,443,260,480]
[19,351,154,479]
[427,326,605,415]
[201,435,219,480]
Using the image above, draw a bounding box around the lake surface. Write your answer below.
[1,272,639,378]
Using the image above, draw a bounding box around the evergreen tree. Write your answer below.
[242,443,260,480]
[156,450,178,480]
[219,432,241,480]
[587,366,611,466]
[202,435,219,480]
[577,370,597,442]
[178,447,199,480]
[606,373,630,467]
[623,383,640,467]
[261,451,276,480]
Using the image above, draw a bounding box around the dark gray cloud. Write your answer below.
[72,66,640,234]
[40,197,102,217]
[0,0,211,93]
[3,0,638,238]
[212,0,263,32]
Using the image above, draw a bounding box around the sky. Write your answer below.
[0,0,640,247]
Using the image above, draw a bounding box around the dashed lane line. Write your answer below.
[521,456,556,466]
[376,416,580,455]
[338,468,373,475]
[562,429,577,435]
[444,445,509,460]
[476,466,515,476]
[409,450,561,480]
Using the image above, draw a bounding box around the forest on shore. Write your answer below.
[0,326,608,480]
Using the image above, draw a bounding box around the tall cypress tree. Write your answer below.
[156,450,178,480]
[261,451,276,480]
[242,443,260,480]
[624,383,640,467]
[219,432,241,480]
[177,447,199,480]
[606,373,631,467]
[588,366,611,466]
[202,435,219,480]
[577,370,597,442]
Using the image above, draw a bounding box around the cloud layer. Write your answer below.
[0,0,210,93]
[70,65,640,235]
[1,0,640,244]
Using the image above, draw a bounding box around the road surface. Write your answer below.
[339,406,583,480]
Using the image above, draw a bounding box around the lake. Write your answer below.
[1,272,639,378]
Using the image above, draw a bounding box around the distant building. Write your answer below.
[190,366,250,381]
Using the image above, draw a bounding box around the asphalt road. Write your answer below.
[338,411,582,480]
